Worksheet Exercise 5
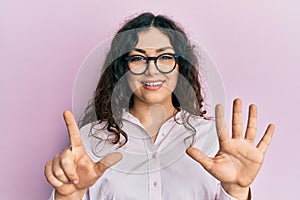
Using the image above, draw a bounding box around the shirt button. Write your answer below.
[151,152,157,159]
[161,132,165,137]
[153,181,158,187]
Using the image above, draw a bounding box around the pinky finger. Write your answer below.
[45,161,64,188]
[257,124,275,154]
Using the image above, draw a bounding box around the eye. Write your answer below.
[159,54,174,60]
[129,55,146,62]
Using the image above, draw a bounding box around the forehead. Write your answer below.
[135,28,172,49]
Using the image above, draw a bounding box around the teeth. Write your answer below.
[143,81,163,86]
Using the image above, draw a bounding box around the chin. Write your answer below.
[140,92,173,105]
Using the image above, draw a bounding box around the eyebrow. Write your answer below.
[132,47,174,54]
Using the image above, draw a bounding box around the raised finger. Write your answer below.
[257,124,275,154]
[232,98,243,139]
[52,154,70,183]
[63,111,83,149]
[60,147,79,184]
[45,160,63,188]
[244,104,257,144]
[215,104,229,142]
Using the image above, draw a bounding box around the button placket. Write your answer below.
[148,169,162,200]
[148,149,161,200]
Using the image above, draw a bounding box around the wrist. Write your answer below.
[221,183,250,200]
[55,189,87,200]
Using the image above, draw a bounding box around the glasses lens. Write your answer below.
[157,54,176,73]
[128,55,147,74]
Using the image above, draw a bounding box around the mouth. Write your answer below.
[141,80,166,90]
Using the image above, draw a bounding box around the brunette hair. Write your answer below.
[79,12,206,147]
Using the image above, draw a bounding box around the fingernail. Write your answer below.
[72,180,79,184]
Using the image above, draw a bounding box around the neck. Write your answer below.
[129,98,177,142]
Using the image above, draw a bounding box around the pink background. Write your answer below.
[1,0,299,199]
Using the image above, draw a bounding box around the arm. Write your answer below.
[44,111,122,200]
[187,98,275,199]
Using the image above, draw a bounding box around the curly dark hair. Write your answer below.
[79,12,207,147]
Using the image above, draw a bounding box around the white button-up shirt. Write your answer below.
[50,111,242,200]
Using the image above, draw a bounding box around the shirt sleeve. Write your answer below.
[216,183,252,200]
[49,190,54,200]
[48,189,90,200]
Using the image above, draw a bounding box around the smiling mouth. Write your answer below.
[141,80,166,87]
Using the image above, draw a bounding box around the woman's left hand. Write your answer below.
[186,98,275,200]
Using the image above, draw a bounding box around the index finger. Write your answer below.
[215,104,229,142]
[63,110,83,148]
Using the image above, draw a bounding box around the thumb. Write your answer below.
[94,152,123,176]
[186,147,213,171]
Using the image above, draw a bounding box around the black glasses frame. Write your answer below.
[125,53,179,75]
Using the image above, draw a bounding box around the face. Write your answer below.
[127,28,179,108]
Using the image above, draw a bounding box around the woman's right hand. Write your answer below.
[44,111,122,200]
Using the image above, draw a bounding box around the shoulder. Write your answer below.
[178,111,215,131]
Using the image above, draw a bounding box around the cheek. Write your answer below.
[166,71,179,91]
[127,74,140,92]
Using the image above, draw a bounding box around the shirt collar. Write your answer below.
[122,109,183,125]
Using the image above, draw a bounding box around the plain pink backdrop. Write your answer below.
[1,0,299,199]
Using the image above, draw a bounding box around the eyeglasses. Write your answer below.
[125,53,179,75]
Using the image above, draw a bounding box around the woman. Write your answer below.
[45,12,275,200]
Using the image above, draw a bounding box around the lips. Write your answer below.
[141,80,165,90]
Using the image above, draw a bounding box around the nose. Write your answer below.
[145,60,159,76]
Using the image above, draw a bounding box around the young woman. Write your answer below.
[45,12,275,200]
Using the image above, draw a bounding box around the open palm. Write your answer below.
[187,99,275,197]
